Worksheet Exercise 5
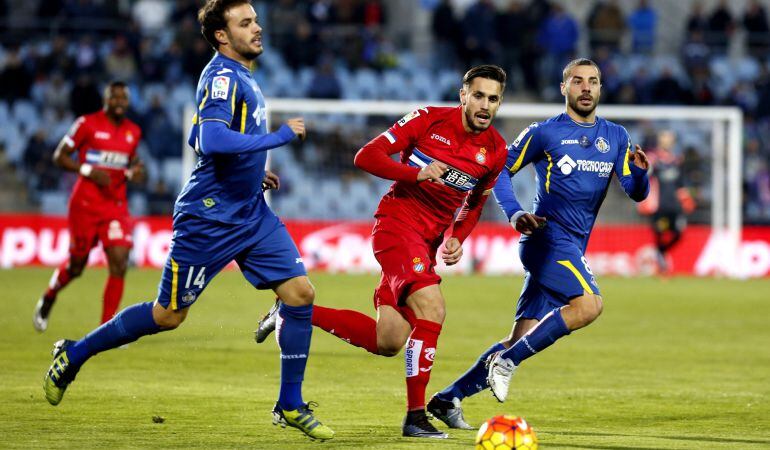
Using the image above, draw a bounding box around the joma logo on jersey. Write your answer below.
[430,133,451,146]
[561,139,579,145]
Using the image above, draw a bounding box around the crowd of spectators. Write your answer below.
[0,0,768,222]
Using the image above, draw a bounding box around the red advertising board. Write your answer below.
[1,214,769,277]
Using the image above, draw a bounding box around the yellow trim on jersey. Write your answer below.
[170,258,179,310]
[192,113,198,125]
[544,151,553,193]
[622,140,632,176]
[240,101,247,133]
[231,82,238,119]
[198,87,209,110]
[557,260,595,295]
[510,135,533,173]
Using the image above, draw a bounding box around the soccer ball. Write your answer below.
[475,415,538,450]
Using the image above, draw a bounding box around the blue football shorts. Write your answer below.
[514,225,601,321]
[156,210,306,310]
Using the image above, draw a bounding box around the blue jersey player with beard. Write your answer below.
[43,0,334,441]
[426,59,650,428]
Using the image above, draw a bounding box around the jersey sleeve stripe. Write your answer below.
[510,135,533,173]
[240,101,247,133]
[383,130,396,144]
[231,81,238,119]
[62,136,75,147]
[170,258,179,310]
[198,87,209,110]
[199,118,231,126]
[557,260,595,295]
[622,140,631,176]
[544,151,553,193]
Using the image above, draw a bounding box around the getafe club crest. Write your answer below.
[412,257,425,273]
[475,147,487,164]
[595,137,610,153]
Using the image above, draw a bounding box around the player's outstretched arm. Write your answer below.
[198,120,297,155]
[354,133,422,182]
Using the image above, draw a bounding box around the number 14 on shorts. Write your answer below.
[185,266,206,289]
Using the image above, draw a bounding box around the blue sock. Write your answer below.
[502,308,571,365]
[437,342,505,401]
[66,302,163,368]
[276,303,313,411]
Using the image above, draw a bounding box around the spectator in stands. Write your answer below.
[306,56,342,99]
[307,0,338,32]
[707,0,734,54]
[461,0,499,67]
[42,72,70,113]
[537,4,578,87]
[271,0,304,58]
[182,39,212,80]
[496,0,527,90]
[285,20,319,70]
[146,179,175,216]
[0,46,32,104]
[23,129,60,192]
[587,0,626,53]
[628,0,657,53]
[141,95,181,162]
[681,30,711,78]
[431,0,461,70]
[360,0,386,28]
[69,73,101,117]
[743,0,769,58]
[105,35,138,82]
[652,68,689,105]
[754,66,770,120]
[73,35,100,74]
[685,2,708,37]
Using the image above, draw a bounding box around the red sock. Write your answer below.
[405,319,442,411]
[311,305,379,354]
[101,275,125,323]
[44,262,73,300]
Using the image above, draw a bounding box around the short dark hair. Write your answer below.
[198,0,251,50]
[462,64,507,90]
[104,80,128,98]
[562,58,601,82]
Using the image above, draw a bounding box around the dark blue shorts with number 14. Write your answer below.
[156,205,307,310]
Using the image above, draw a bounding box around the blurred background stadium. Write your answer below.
[0,0,769,277]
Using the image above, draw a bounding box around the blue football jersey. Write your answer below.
[494,113,649,246]
[175,53,272,224]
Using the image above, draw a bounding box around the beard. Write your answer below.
[229,34,262,61]
[464,109,491,132]
[568,93,599,118]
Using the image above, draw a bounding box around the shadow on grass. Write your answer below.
[549,430,770,446]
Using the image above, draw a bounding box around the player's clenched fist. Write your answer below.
[511,211,546,235]
[417,161,448,184]
[262,169,280,191]
[286,117,306,141]
[441,237,463,266]
[629,144,649,171]
[89,168,111,187]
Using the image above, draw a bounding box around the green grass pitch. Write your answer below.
[1,268,768,449]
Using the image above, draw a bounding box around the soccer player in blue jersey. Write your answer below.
[427,58,650,427]
[42,0,334,440]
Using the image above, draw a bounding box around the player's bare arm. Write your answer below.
[629,144,649,170]
[125,156,146,184]
[512,211,547,236]
[52,139,110,187]
[417,161,448,184]
[262,169,280,191]
[285,117,305,141]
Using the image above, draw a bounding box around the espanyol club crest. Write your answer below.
[412,257,425,273]
[475,147,487,164]
[125,131,134,144]
[595,137,610,153]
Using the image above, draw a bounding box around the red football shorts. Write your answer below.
[68,208,133,257]
[371,216,442,316]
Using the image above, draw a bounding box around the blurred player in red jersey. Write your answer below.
[255,65,508,438]
[33,81,145,332]
[637,130,695,274]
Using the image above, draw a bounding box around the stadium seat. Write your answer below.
[39,191,69,214]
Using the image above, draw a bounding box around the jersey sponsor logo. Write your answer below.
[513,122,538,147]
[557,154,577,175]
[94,131,111,140]
[253,103,266,126]
[412,257,425,273]
[561,139,579,145]
[125,131,134,144]
[85,149,130,169]
[595,137,610,153]
[202,198,216,208]
[430,133,451,146]
[212,76,230,100]
[405,338,423,377]
[295,257,303,264]
[475,147,487,164]
[280,353,308,360]
[576,159,614,177]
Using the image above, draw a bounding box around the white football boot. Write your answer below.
[486,351,517,403]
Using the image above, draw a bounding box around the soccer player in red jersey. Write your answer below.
[256,65,508,438]
[33,81,145,332]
